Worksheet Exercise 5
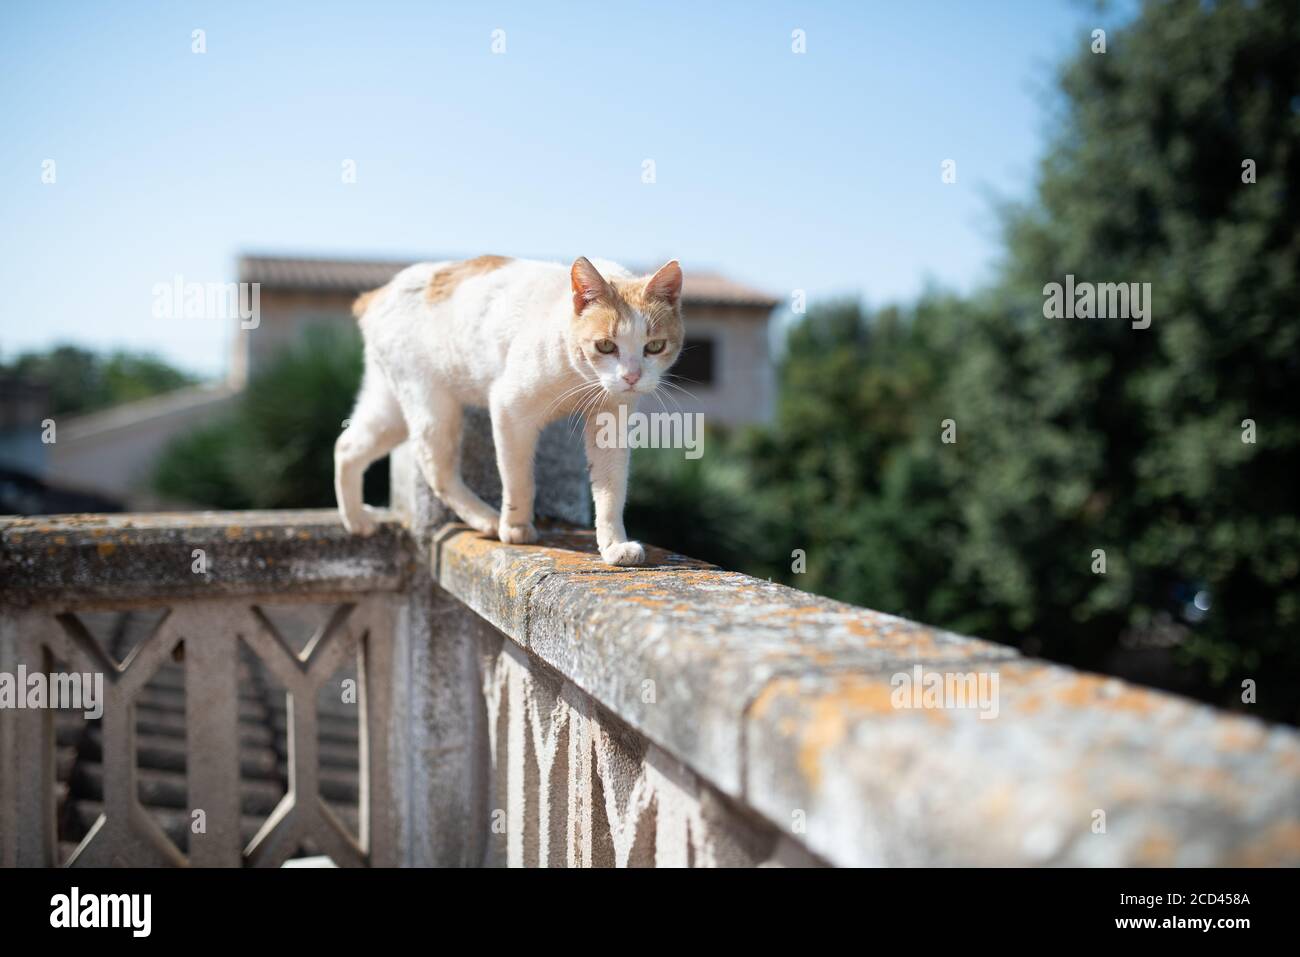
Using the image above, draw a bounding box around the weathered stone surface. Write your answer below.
[8,427,1300,867]
[429,522,1300,867]
[748,663,1300,866]
[431,525,1015,798]
[0,510,408,605]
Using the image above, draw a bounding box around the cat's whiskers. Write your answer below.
[646,379,678,416]
[660,373,702,404]
[564,384,608,436]
[651,386,670,417]
[567,385,608,441]
[542,378,602,421]
[654,380,695,415]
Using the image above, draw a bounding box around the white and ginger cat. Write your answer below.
[335,255,684,566]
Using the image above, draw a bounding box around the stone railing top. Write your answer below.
[0,510,409,605]
[430,521,1300,867]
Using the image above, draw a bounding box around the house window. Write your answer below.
[673,337,715,386]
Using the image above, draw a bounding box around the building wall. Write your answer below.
[674,305,774,427]
[235,289,356,387]
[44,385,238,508]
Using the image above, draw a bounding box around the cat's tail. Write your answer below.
[352,287,383,318]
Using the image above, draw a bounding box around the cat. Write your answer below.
[335,255,684,566]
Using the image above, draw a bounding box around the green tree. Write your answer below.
[632,0,1300,722]
[988,0,1300,710]
[2,345,194,416]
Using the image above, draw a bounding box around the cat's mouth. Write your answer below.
[599,379,642,395]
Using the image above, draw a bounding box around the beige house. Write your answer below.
[237,255,779,427]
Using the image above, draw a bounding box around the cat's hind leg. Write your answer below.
[408,389,501,536]
[335,360,408,536]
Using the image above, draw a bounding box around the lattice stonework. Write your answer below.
[478,638,808,868]
[0,596,396,867]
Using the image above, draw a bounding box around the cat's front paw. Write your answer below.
[498,520,539,545]
[342,505,381,537]
[600,540,646,566]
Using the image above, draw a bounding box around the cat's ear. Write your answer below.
[571,257,611,315]
[644,260,683,306]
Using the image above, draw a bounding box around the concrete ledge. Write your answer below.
[0,509,409,605]
[431,523,1300,867]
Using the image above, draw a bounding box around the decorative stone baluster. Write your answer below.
[386,410,590,866]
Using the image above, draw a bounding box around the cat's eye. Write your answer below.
[644,339,667,355]
[594,339,617,355]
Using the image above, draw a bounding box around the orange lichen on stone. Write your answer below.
[797,680,913,788]
[615,592,671,609]
[1211,722,1267,752]
[1278,750,1300,775]
[754,675,944,791]
[749,678,793,721]
[537,551,601,575]
[1184,765,1241,803]
[1228,820,1300,866]
[96,542,116,558]
[1013,669,1161,717]
[435,527,712,581]
[1059,674,1162,714]
[977,782,1017,819]
[1133,828,1176,866]
[649,569,727,588]
[753,605,831,620]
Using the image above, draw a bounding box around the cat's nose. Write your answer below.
[621,369,642,386]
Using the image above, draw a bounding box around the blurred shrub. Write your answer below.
[155,324,387,509]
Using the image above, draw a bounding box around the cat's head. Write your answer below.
[568,257,684,396]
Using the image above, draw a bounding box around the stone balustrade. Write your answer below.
[2,416,1299,866]
[427,521,1300,866]
[0,511,407,867]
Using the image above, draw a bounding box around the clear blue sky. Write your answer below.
[0,0,1135,379]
